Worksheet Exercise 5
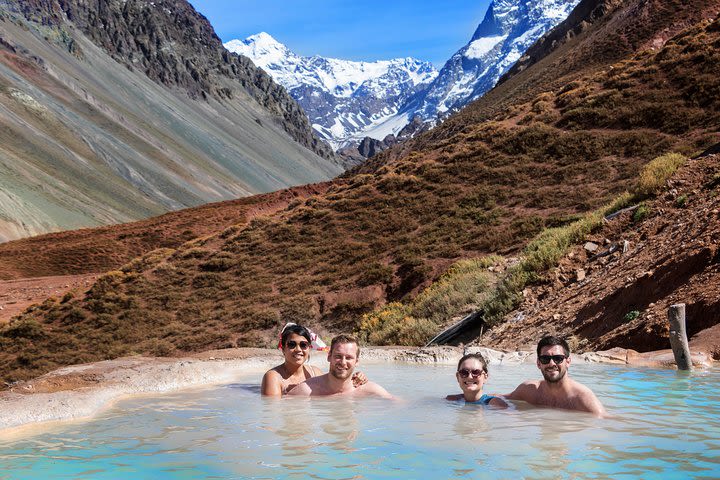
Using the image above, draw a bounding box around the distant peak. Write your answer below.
[245,32,281,45]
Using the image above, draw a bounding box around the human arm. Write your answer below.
[260,370,283,396]
[488,396,509,408]
[357,381,395,399]
[503,381,537,402]
[575,388,607,417]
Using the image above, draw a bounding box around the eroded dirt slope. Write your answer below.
[483,154,720,357]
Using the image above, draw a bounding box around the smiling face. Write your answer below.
[327,341,359,381]
[537,344,570,383]
[283,333,311,367]
[455,357,488,395]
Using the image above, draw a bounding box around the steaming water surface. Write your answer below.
[1,363,719,479]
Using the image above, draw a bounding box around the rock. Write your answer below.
[552,313,561,320]
[357,137,385,158]
[465,347,533,365]
[584,242,599,253]
[576,269,586,282]
[622,240,630,253]
[579,348,630,364]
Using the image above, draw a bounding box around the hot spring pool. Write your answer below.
[1,362,719,479]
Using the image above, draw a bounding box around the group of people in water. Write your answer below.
[261,324,606,417]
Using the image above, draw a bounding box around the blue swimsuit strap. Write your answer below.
[467,394,495,405]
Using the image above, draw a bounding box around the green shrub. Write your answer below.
[356,303,435,346]
[410,257,498,324]
[635,153,686,197]
[633,203,651,223]
[675,194,688,207]
[0,318,46,340]
[623,310,640,322]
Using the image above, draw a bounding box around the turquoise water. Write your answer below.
[1,363,719,479]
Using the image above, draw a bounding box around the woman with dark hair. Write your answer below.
[261,323,367,396]
[446,353,507,407]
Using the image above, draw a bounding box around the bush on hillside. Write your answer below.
[357,303,435,346]
[410,257,497,325]
[634,153,686,197]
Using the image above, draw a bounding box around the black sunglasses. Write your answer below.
[286,340,310,350]
[538,354,567,365]
[457,368,485,378]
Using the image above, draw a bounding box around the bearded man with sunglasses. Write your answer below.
[288,334,394,398]
[505,335,606,417]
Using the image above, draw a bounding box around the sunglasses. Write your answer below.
[457,368,485,378]
[538,354,567,365]
[286,340,310,350]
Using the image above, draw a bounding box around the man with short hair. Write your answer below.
[505,335,606,416]
[288,334,394,398]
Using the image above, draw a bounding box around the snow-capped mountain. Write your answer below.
[225,33,437,149]
[225,0,579,153]
[411,0,580,122]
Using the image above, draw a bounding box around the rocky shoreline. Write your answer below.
[0,346,713,432]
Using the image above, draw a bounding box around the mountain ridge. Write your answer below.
[228,0,580,152]
[0,0,342,241]
[225,32,437,149]
[11,0,335,159]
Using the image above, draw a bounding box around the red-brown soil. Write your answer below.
[0,183,331,280]
[0,274,99,324]
[482,154,720,358]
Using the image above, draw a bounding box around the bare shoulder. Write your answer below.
[309,365,324,377]
[260,367,283,396]
[572,380,606,416]
[505,380,541,401]
[357,381,394,399]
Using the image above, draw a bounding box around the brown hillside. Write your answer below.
[0,183,330,280]
[482,153,720,357]
[1,1,719,385]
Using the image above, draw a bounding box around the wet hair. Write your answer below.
[329,334,360,358]
[537,335,570,357]
[456,353,488,373]
[280,324,312,348]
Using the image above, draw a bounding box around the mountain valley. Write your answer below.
[0,0,719,385]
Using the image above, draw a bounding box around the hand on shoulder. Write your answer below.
[286,380,312,396]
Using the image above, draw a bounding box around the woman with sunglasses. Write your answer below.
[446,353,507,407]
[261,324,367,396]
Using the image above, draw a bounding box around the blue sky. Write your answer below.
[189,0,492,67]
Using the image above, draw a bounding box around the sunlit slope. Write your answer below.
[0,6,341,241]
[1,1,719,384]
[0,184,330,280]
